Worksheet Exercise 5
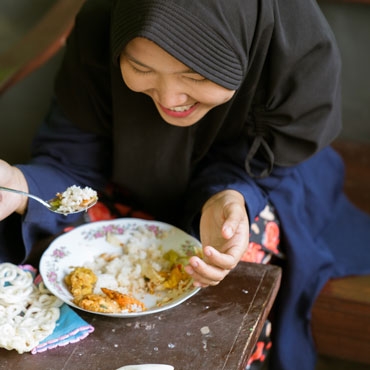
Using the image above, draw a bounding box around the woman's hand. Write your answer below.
[0,159,29,220]
[185,189,249,287]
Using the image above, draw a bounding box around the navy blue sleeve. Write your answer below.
[182,136,295,235]
[14,98,111,260]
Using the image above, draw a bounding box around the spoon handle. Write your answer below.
[0,186,51,208]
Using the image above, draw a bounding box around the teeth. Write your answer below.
[169,104,194,112]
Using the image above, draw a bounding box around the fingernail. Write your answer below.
[223,225,233,238]
[185,266,194,275]
[190,259,199,268]
[204,247,212,257]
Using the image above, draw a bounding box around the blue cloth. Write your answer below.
[31,304,94,354]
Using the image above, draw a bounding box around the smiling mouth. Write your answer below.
[160,103,198,118]
[168,104,196,112]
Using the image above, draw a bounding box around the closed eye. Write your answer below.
[129,63,152,75]
[183,73,207,83]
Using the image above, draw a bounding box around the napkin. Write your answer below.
[31,303,94,354]
[19,265,94,354]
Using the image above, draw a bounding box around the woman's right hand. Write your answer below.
[0,159,29,220]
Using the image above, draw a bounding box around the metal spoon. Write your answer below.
[0,185,97,215]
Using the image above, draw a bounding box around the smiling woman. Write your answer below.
[120,37,235,127]
[0,1,370,370]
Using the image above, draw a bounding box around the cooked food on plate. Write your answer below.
[64,230,201,314]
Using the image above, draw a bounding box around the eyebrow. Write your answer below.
[124,52,200,75]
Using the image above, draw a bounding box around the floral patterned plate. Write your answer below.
[39,218,202,317]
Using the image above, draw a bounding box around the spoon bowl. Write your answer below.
[0,186,98,215]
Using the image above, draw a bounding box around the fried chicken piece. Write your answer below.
[64,267,97,297]
[73,293,121,313]
[101,287,146,312]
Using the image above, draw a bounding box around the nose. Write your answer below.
[154,76,189,108]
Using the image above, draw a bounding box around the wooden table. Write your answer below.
[0,262,281,370]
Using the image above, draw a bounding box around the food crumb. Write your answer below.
[202,339,208,351]
[200,326,210,335]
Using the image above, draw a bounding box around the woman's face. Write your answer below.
[120,37,236,127]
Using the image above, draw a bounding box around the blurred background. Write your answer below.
[0,0,64,164]
[0,0,369,165]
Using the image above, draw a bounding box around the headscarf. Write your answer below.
[55,0,342,182]
[108,0,342,172]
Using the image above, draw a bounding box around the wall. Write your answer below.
[0,0,63,164]
[319,1,370,143]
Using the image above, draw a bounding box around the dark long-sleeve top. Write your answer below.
[2,0,370,369]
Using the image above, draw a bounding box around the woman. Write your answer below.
[1,0,370,369]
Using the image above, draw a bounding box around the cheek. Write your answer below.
[120,65,145,93]
[196,84,235,107]
[121,73,142,93]
[215,89,235,104]
[201,91,235,108]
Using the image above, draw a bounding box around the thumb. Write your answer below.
[221,202,245,239]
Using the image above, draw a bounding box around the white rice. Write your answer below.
[85,229,170,299]
[57,185,97,213]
